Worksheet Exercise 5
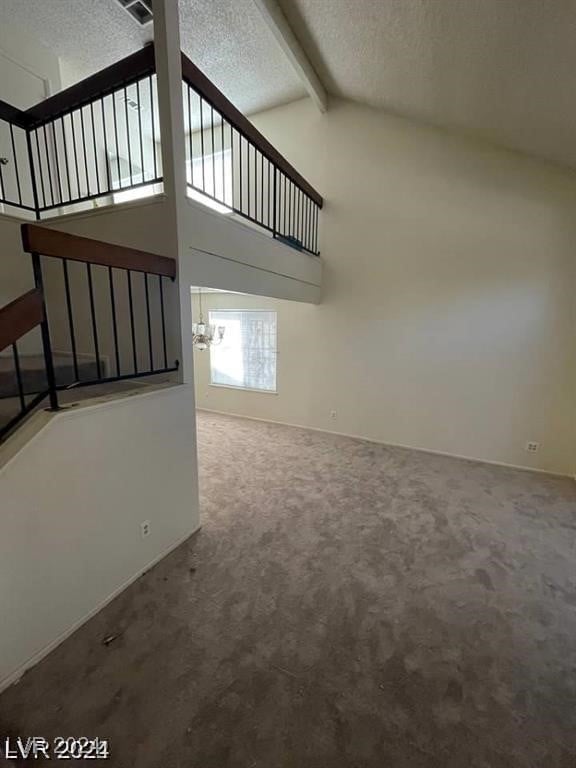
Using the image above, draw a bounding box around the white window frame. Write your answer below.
[208,309,278,394]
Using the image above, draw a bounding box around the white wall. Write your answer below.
[193,98,576,477]
[0,384,199,692]
[0,20,62,215]
[0,20,61,102]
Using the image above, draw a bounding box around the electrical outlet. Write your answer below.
[525,442,540,453]
[141,520,151,538]
[330,409,337,419]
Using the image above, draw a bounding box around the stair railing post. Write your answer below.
[272,165,278,241]
[25,129,41,220]
[31,252,59,411]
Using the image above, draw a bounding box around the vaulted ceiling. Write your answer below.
[1,0,576,170]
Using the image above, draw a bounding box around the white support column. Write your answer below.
[152,1,200,525]
[152,0,194,384]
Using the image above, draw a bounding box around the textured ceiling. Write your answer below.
[2,0,576,169]
[278,0,576,170]
[0,0,304,113]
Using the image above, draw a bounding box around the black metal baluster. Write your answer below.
[62,259,79,381]
[59,117,72,202]
[124,87,133,187]
[311,203,315,254]
[230,124,235,210]
[9,124,22,207]
[301,190,305,247]
[80,107,90,196]
[12,342,25,410]
[144,273,154,370]
[149,76,158,180]
[187,85,193,187]
[31,252,58,410]
[291,182,295,238]
[90,102,101,195]
[272,166,277,237]
[294,184,299,239]
[221,116,225,204]
[86,263,102,379]
[0,148,5,202]
[159,275,168,369]
[260,152,264,224]
[136,80,145,185]
[70,112,81,200]
[51,122,64,205]
[210,105,216,198]
[247,142,251,218]
[306,195,311,252]
[127,270,138,374]
[303,194,307,250]
[108,267,121,377]
[292,182,298,240]
[254,145,258,222]
[287,180,292,236]
[283,174,287,237]
[112,94,122,189]
[33,131,46,210]
[42,125,55,206]
[294,186,298,243]
[200,97,206,192]
[268,159,272,228]
[101,98,112,192]
[26,130,41,217]
[239,134,243,213]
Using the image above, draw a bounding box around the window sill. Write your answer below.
[209,383,278,395]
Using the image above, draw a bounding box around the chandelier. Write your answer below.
[192,288,225,351]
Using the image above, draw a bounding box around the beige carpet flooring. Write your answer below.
[1,410,575,767]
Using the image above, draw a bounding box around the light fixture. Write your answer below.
[192,288,225,351]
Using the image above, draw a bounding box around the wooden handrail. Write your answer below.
[21,224,176,279]
[0,289,44,353]
[181,53,323,209]
[25,45,156,128]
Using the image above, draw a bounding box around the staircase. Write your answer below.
[0,224,179,442]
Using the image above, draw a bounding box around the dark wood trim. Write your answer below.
[181,53,323,208]
[21,224,176,279]
[0,99,32,130]
[25,45,156,128]
[0,289,44,353]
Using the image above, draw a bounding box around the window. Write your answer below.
[209,310,277,392]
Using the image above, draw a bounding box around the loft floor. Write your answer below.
[1,411,575,767]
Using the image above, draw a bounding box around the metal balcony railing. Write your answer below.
[181,53,323,256]
[0,45,323,257]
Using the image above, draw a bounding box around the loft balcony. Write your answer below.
[0,44,323,258]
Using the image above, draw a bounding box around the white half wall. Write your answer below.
[180,198,322,303]
[0,384,199,692]
[42,194,321,304]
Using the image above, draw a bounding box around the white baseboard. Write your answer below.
[0,526,201,695]
[196,407,573,480]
